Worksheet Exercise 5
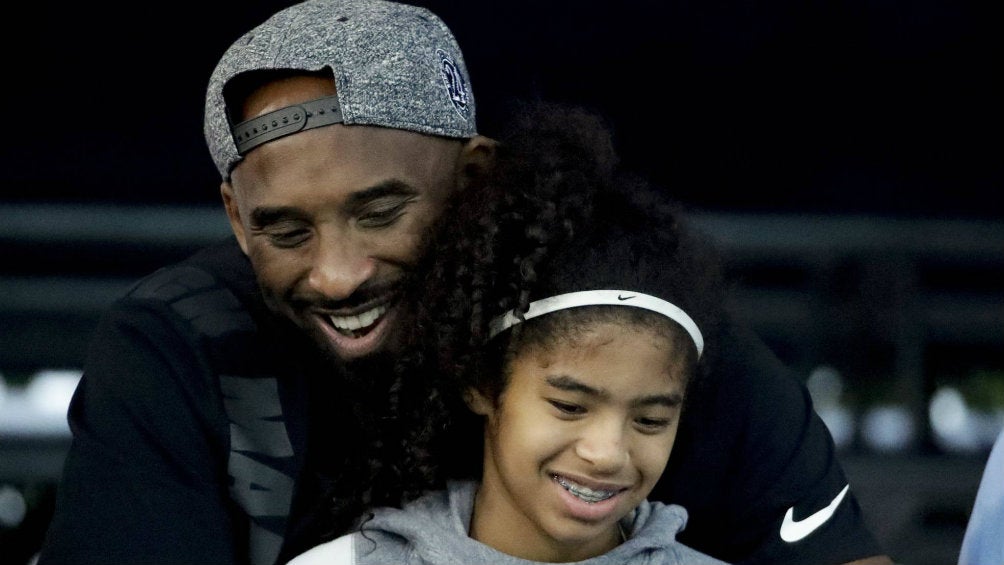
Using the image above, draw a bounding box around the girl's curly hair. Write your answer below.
[302,99,727,547]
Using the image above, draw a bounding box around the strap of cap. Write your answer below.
[231,94,344,156]
[487,289,704,358]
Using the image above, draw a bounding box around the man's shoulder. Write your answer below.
[124,237,255,303]
[654,312,876,561]
[103,237,266,357]
[687,313,813,429]
[708,314,799,383]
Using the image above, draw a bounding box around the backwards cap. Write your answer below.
[204,0,477,179]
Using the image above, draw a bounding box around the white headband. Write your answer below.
[487,290,704,358]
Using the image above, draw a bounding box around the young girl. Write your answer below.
[289,102,729,564]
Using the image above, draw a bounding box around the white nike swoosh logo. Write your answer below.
[780,484,850,543]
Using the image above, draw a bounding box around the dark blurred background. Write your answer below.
[2,1,1002,216]
[1,1,1002,564]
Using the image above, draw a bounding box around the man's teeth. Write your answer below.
[329,304,388,336]
[553,475,618,504]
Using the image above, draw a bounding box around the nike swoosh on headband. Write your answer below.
[780,484,850,543]
[487,290,703,358]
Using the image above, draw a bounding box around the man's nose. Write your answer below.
[574,416,629,473]
[307,233,376,301]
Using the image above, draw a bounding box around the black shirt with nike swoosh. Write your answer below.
[653,321,883,563]
[39,238,885,565]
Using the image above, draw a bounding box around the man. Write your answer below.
[38,1,893,564]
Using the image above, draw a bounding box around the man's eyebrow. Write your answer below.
[248,180,419,227]
[345,179,419,208]
[249,205,305,227]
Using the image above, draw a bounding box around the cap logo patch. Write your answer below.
[437,48,470,120]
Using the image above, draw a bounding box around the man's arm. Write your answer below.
[37,300,239,565]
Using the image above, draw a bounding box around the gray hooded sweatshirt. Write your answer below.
[288,480,729,565]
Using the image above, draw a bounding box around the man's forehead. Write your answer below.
[229,73,461,166]
[238,74,337,123]
[239,121,461,169]
[226,74,344,156]
[230,122,460,202]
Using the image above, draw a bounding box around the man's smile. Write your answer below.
[327,303,390,337]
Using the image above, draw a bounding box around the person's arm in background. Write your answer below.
[655,318,894,565]
[37,287,239,564]
[958,425,1004,565]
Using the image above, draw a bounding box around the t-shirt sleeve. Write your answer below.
[653,319,885,564]
[37,299,239,565]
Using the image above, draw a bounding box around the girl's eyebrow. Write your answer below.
[545,374,603,397]
[544,375,683,407]
[634,393,684,408]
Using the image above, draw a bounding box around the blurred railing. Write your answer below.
[1,203,1002,564]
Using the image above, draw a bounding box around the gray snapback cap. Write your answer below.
[204,0,477,179]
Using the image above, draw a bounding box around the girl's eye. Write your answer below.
[635,417,672,433]
[548,399,585,416]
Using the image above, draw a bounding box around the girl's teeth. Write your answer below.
[553,475,618,503]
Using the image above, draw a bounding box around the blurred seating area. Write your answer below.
[1,203,1002,565]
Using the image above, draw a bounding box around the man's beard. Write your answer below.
[333,348,399,391]
[324,281,423,394]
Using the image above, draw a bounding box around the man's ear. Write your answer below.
[220,181,250,255]
[463,387,494,416]
[455,135,497,191]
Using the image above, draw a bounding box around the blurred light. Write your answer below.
[0,368,80,437]
[807,366,854,450]
[0,485,27,528]
[861,404,915,452]
[930,386,1003,453]
[26,369,82,417]
[930,387,969,439]
[807,365,844,405]
[817,405,855,450]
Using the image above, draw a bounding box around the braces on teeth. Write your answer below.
[553,475,617,503]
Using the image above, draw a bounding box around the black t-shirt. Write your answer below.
[38,238,883,565]
[655,319,878,563]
